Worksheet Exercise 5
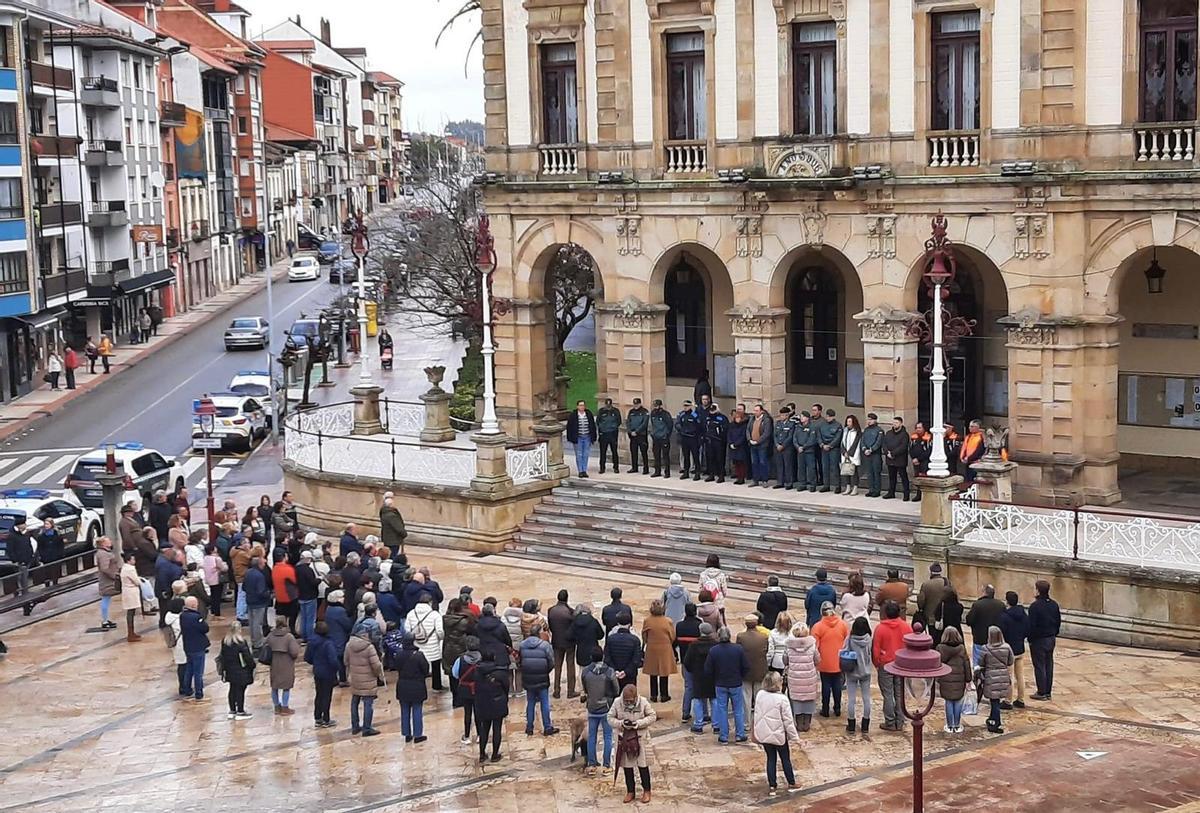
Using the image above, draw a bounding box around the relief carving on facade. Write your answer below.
[866,215,897,259]
[765,143,833,178]
[863,187,894,213]
[1014,184,1049,209]
[801,205,826,247]
[647,0,714,20]
[616,215,642,256]
[524,0,587,34]
[734,215,763,257]
[1013,214,1049,260]
[772,0,842,26]
[598,296,668,331]
[999,307,1058,346]
[855,306,921,342]
[727,302,788,336]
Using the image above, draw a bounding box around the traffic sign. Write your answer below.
[192,437,222,450]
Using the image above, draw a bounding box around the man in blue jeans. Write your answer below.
[565,400,597,478]
[179,596,209,700]
[704,627,749,743]
[580,649,619,769]
[519,623,560,735]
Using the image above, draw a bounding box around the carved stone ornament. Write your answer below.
[865,215,896,259]
[727,302,788,335]
[535,389,560,419]
[734,214,763,257]
[424,365,447,389]
[999,307,1057,346]
[599,296,668,331]
[854,306,922,342]
[766,143,833,178]
[1013,213,1049,260]
[647,0,714,19]
[801,206,827,247]
[982,424,1010,461]
[616,215,641,256]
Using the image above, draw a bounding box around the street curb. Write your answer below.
[0,266,289,444]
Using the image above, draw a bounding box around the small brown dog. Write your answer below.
[568,716,588,764]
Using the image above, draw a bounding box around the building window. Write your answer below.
[238,116,248,135]
[0,103,16,144]
[241,198,252,217]
[664,256,709,380]
[0,27,10,68]
[0,252,26,293]
[133,62,142,89]
[234,74,246,94]
[666,32,706,141]
[1140,0,1198,122]
[931,11,981,131]
[792,22,836,136]
[0,178,22,219]
[540,43,578,145]
[787,266,840,388]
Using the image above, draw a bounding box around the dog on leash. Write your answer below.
[569,716,588,764]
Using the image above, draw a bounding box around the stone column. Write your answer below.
[855,306,922,423]
[595,297,669,405]
[1000,309,1122,506]
[419,390,455,443]
[350,382,384,436]
[531,402,571,482]
[469,431,514,497]
[910,474,965,578]
[727,303,789,408]
[495,297,553,441]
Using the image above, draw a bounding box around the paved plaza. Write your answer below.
[1,547,1198,812]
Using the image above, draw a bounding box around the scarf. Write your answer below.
[751,414,765,443]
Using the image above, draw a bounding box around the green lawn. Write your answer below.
[564,350,598,408]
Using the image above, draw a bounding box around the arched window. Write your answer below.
[788,266,839,387]
[665,257,708,380]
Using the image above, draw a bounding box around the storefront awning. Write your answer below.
[75,284,114,307]
[13,307,65,329]
[116,268,175,295]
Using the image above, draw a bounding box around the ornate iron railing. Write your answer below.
[506,442,549,485]
[381,398,424,436]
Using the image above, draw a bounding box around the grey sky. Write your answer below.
[236,0,484,133]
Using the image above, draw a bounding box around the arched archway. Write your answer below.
[651,243,735,398]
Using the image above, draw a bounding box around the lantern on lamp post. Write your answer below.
[475,214,501,435]
[884,630,952,813]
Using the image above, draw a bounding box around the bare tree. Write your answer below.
[547,244,599,370]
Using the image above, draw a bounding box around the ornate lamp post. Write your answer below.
[884,631,952,813]
[348,210,372,386]
[474,214,501,435]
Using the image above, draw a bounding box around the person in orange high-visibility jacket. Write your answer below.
[959,420,985,482]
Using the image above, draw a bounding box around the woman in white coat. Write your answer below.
[404,593,446,689]
[162,597,189,695]
[119,551,142,642]
[840,415,864,496]
[753,672,801,795]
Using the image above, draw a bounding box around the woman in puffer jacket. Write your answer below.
[783,622,820,731]
[765,612,792,675]
[752,672,800,795]
[980,625,1014,734]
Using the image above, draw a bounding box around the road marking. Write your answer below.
[210,465,232,483]
[0,455,48,486]
[1076,751,1108,761]
[181,457,206,479]
[39,453,79,484]
[0,446,91,456]
[0,458,15,474]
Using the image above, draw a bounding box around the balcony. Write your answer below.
[32,134,80,159]
[189,220,210,242]
[42,268,87,299]
[87,201,128,228]
[84,140,124,168]
[160,100,186,128]
[162,161,175,181]
[89,258,132,284]
[664,141,708,174]
[539,144,580,176]
[203,106,229,122]
[1134,123,1197,162]
[166,228,180,250]
[37,202,83,228]
[80,76,120,108]
[927,131,980,168]
[29,61,74,91]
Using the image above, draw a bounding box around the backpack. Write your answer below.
[457,662,479,698]
[838,647,859,674]
[382,631,404,670]
[701,573,724,602]
[412,610,439,645]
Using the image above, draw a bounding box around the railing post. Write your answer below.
[317,430,323,471]
[1072,507,1080,560]
[391,437,396,482]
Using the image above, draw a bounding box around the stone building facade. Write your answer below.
[480,0,1200,507]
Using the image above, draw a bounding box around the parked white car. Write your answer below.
[287,255,320,282]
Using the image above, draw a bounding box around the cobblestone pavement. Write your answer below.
[1,546,1197,812]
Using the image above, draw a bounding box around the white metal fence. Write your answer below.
[506,443,549,485]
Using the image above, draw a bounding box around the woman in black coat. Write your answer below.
[217,625,256,718]
[934,588,965,647]
[569,605,605,668]
[473,655,510,763]
[394,634,430,743]
[727,412,750,484]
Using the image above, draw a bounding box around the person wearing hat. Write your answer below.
[772,405,796,489]
[793,410,819,491]
[648,398,674,478]
[703,402,729,483]
[683,621,718,732]
[736,612,769,712]
[596,398,623,474]
[860,413,885,498]
[804,569,837,627]
[812,600,849,718]
[916,563,949,632]
[674,399,703,480]
[816,408,844,493]
[460,586,481,618]
[626,397,651,475]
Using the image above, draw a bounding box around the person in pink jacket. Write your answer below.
[783,623,820,731]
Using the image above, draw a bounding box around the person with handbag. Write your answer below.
[119,551,143,643]
[267,617,301,715]
[217,621,255,720]
[405,592,446,690]
[936,626,972,734]
[934,588,965,648]
[608,683,657,804]
[45,350,63,389]
[839,414,863,496]
[841,616,873,735]
[84,335,99,374]
[752,672,800,795]
[201,543,228,617]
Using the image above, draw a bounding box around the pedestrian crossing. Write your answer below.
[0,448,243,494]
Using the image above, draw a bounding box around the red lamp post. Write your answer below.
[884,630,952,813]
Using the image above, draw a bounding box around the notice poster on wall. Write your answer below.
[1125,375,1138,422]
[714,354,736,398]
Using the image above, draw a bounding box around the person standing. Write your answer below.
[602,586,633,633]
[272,548,299,636]
[661,573,691,624]
[96,536,121,631]
[37,517,63,587]
[242,557,271,650]
[1027,579,1061,701]
[63,344,78,389]
[163,597,189,696]
[648,399,674,478]
[981,626,1014,733]
[705,627,749,744]
[872,600,913,731]
[520,622,558,736]
[838,571,873,624]
[217,621,254,719]
[547,590,577,698]
[772,406,796,490]
[839,415,863,495]
[882,417,912,500]
[703,402,729,483]
[812,602,849,718]
[909,421,932,499]
[942,422,963,477]
[154,548,185,628]
[934,588,964,647]
[138,309,153,343]
[609,683,657,804]
[5,520,32,599]
[84,335,98,374]
[267,617,301,715]
[395,632,431,743]
[727,404,750,484]
[180,596,210,701]
[569,603,605,671]
[683,622,717,731]
[603,613,644,691]
[998,590,1029,709]
[580,649,619,771]
[323,590,353,687]
[803,569,837,628]
[753,672,800,796]
[842,617,873,735]
[296,550,321,641]
[304,620,340,728]
[959,419,986,482]
[756,576,788,631]
[783,622,819,731]
[642,599,677,703]
[626,397,650,475]
[596,398,623,474]
[474,652,511,762]
[744,403,772,487]
[566,400,598,478]
[698,554,730,623]
[450,634,483,744]
[915,563,948,632]
[875,568,910,618]
[345,627,385,736]
[936,627,972,734]
[119,551,142,642]
[45,349,63,389]
[859,413,884,497]
[736,613,769,712]
[675,400,703,480]
[379,496,408,555]
[787,411,815,492]
[965,584,1006,666]
[675,602,701,720]
[816,409,843,493]
[98,334,113,373]
[201,543,227,618]
[693,369,713,404]
[406,593,446,691]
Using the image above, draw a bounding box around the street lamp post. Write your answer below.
[350,210,372,386]
[884,631,952,813]
[474,214,501,435]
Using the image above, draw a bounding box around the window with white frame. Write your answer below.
[666,32,706,141]
[931,11,981,131]
[792,22,837,136]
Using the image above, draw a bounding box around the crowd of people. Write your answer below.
[566,372,990,500]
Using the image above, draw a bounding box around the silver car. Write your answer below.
[224,316,269,350]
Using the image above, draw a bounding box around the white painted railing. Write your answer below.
[1135,125,1196,162]
[506,442,549,485]
[1078,513,1200,571]
[928,132,980,167]
[665,141,707,174]
[951,485,1075,557]
[539,144,579,176]
[383,399,425,437]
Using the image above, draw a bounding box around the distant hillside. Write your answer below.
[445,119,484,145]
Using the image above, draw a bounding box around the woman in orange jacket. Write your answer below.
[810,600,849,718]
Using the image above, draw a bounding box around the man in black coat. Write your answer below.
[860,413,885,497]
[755,576,788,630]
[5,521,33,597]
[546,589,577,698]
[1027,579,1061,701]
[602,613,643,689]
[601,587,632,633]
[475,603,513,667]
[147,490,174,548]
[682,622,717,731]
[565,400,598,478]
[998,590,1030,709]
[964,584,1006,665]
[675,401,702,481]
[882,417,912,500]
[703,403,729,483]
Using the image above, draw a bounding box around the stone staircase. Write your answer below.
[509,479,918,598]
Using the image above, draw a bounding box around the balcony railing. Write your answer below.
[539,144,580,176]
[42,268,87,299]
[32,134,80,159]
[37,202,83,228]
[29,62,73,91]
[203,106,229,122]
[160,100,186,127]
[927,131,980,167]
[80,76,120,108]
[90,258,130,277]
[84,140,124,168]
[189,220,210,242]
[86,200,128,228]
[1135,124,1196,162]
[665,141,707,174]
[81,76,117,93]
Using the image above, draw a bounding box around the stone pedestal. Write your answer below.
[728,304,789,407]
[971,457,1018,503]
[595,297,669,406]
[911,474,964,551]
[419,388,456,443]
[350,383,384,436]
[855,306,922,423]
[531,415,570,481]
[469,431,514,497]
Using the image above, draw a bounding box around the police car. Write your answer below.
[192,392,267,452]
[227,370,286,428]
[0,489,103,575]
[65,443,187,510]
